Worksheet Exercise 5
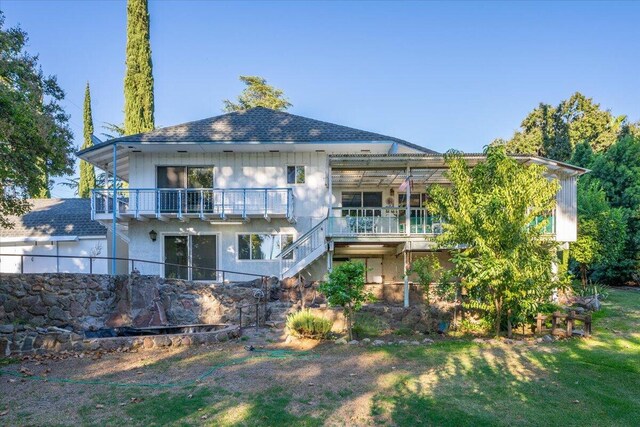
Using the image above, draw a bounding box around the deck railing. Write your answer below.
[327,207,445,236]
[91,188,294,220]
[277,218,327,277]
[327,207,555,237]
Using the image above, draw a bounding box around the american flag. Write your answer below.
[399,175,413,192]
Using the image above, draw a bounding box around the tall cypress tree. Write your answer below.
[79,82,97,198]
[124,0,154,135]
[32,164,50,198]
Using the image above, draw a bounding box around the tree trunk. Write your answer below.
[507,309,513,339]
[494,297,502,338]
[580,264,587,288]
[346,304,353,341]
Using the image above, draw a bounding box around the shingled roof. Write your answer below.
[0,199,106,239]
[81,107,435,153]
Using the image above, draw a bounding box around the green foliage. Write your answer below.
[393,327,415,337]
[428,145,561,336]
[577,135,640,284]
[352,312,389,338]
[223,75,292,112]
[571,182,627,286]
[492,93,640,285]
[124,0,154,135]
[572,281,610,300]
[0,13,74,222]
[319,261,373,340]
[496,92,625,161]
[409,255,441,306]
[435,269,459,302]
[286,309,333,339]
[78,82,96,198]
[458,318,493,335]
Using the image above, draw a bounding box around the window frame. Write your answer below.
[156,165,215,189]
[161,232,220,282]
[341,191,383,217]
[286,165,306,185]
[237,233,296,261]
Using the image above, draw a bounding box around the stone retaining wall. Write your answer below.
[0,273,262,356]
[0,324,240,356]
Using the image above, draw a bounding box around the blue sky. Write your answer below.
[2,0,639,197]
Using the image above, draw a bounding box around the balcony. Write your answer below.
[327,207,556,238]
[91,188,294,222]
[327,207,444,237]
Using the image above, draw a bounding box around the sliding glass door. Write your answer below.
[157,166,214,213]
[164,235,217,281]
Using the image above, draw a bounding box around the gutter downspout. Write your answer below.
[111,143,117,275]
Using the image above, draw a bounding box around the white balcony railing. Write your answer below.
[91,188,294,221]
[327,207,556,237]
[327,207,444,236]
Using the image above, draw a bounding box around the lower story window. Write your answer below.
[238,233,294,260]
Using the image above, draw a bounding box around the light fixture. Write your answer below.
[149,230,157,242]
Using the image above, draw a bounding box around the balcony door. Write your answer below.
[157,166,214,213]
[341,191,382,217]
[164,234,217,281]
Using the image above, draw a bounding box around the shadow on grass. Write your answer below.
[2,288,639,426]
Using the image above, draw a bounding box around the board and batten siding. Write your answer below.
[126,151,330,278]
[555,175,577,242]
[128,151,330,220]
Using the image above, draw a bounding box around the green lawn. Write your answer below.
[1,288,639,426]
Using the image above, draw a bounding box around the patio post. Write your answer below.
[111,143,117,275]
[402,166,411,307]
[327,161,333,217]
[405,166,411,236]
[403,247,409,308]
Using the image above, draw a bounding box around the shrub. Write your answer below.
[458,318,492,335]
[573,281,610,300]
[286,310,333,339]
[319,261,373,340]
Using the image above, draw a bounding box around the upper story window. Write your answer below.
[157,166,214,188]
[238,233,295,260]
[287,166,305,184]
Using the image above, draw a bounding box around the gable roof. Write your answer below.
[0,199,106,240]
[78,107,436,154]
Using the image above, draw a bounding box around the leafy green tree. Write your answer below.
[587,135,640,283]
[319,261,373,340]
[223,76,292,112]
[428,146,560,336]
[410,255,441,307]
[0,13,73,225]
[78,82,97,198]
[557,93,625,153]
[572,183,627,286]
[499,92,625,161]
[124,0,154,135]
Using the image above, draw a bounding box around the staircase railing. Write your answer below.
[277,218,327,278]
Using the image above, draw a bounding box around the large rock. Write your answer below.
[48,306,69,323]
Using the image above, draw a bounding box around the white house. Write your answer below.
[0,198,128,274]
[76,107,586,287]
